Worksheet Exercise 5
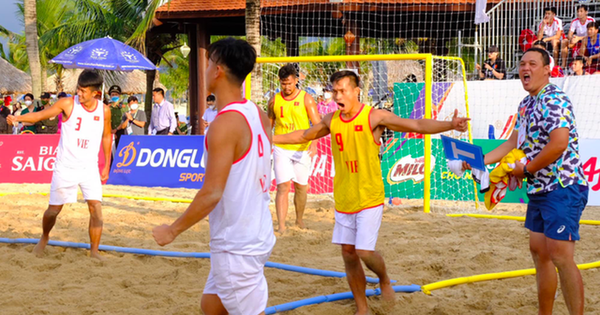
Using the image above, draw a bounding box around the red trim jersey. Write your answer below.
[330,105,385,214]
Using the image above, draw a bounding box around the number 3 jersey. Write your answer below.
[56,96,104,169]
[206,99,276,256]
[330,104,385,214]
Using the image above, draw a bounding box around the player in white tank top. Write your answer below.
[57,95,104,169]
[152,38,275,315]
[8,70,113,260]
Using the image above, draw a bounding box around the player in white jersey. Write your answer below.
[153,38,275,315]
[7,70,112,260]
[537,7,563,63]
[561,4,596,68]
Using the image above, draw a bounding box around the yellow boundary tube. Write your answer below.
[447,213,600,225]
[422,259,600,295]
[0,192,193,204]
[256,54,432,64]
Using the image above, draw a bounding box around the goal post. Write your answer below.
[245,54,478,213]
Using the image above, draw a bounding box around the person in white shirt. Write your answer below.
[152,38,275,315]
[561,4,596,68]
[148,87,177,135]
[537,7,563,63]
[7,70,112,260]
[202,94,217,133]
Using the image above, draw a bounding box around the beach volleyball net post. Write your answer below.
[246,54,479,213]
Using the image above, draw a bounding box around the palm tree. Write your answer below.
[246,0,262,104]
[24,0,42,97]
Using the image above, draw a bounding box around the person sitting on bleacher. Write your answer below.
[561,4,595,68]
[537,7,563,64]
[579,21,600,74]
[571,56,590,76]
[476,45,507,80]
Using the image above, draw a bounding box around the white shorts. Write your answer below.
[203,251,272,315]
[49,164,102,205]
[273,146,311,186]
[332,205,383,251]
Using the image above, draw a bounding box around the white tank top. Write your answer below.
[56,96,104,169]
[206,99,276,256]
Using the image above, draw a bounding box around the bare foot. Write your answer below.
[295,220,306,229]
[90,251,106,261]
[277,224,287,234]
[354,309,369,315]
[380,281,396,305]
[32,236,49,257]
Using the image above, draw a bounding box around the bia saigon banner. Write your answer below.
[108,135,205,189]
[0,134,106,184]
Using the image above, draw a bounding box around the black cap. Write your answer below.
[40,92,50,99]
[488,45,499,53]
[57,92,68,98]
[108,85,122,95]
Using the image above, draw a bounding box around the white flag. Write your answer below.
[475,0,490,25]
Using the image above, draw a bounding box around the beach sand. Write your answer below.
[1,183,599,315]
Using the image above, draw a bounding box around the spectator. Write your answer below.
[561,4,595,68]
[19,93,37,133]
[148,87,177,135]
[571,56,590,75]
[476,45,507,80]
[317,85,338,115]
[11,100,22,116]
[532,40,563,77]
[174,112,188,135]
[538,7,563,63]
[118,96,146,136]
[202,94,217,133]
[579,21,600,74]
[0,98,10,134]
[56,92,69,134]
[108,85,128,145]
[35,92,59,134]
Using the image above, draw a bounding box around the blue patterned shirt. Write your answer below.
[515,83,587,194]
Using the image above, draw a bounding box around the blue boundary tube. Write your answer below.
[264,284,421,314]
[0,238,391,284]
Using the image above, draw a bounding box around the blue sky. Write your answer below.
[0,0,23,56]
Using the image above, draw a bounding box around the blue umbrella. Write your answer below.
[49,36,156,71]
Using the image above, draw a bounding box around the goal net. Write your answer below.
[250,55,479,213]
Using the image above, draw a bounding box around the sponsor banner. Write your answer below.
[108,135,205,189]
[0,134,106,184]
[269,136,335,194]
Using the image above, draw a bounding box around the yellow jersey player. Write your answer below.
[274,71,469,314]
[268,64,321,233]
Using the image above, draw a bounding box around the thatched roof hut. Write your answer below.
[0,57,32,94]
[47,69,153,94]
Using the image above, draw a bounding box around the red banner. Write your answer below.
[270,136,334,194]
[0,135,106,184]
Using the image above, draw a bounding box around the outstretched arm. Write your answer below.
[274,112,332,145]
[373,108,469,134]
[101,106,112,182]
[153,111,240,246]
[8,98,68,125]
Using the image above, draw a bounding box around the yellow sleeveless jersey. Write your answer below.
[330,105,385,214]
[273,90,311,151]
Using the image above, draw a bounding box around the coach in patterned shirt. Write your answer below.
[464,47,588,315]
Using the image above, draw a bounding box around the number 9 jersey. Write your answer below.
[330,104,385,214]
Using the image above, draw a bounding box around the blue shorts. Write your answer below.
[525,184,588,241]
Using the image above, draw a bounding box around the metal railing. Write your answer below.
[478,0,578,76]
